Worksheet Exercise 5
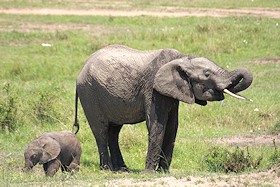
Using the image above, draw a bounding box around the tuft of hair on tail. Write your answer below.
[73,120,80,135]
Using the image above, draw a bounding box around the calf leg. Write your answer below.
[67,156,81,173]
[43,159,60,177]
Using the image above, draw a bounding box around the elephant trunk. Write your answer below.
[227,68,253,93]
[23,159,33,171]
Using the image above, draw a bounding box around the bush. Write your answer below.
[32,88,59,125]
[270,121,280,134]
[268,140,280,167]
[204,146,262,173]
[0,83,18,132]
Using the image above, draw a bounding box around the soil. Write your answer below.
[105,169,280,187]
[0,7,280,18]
[1,6,280,186]
[213,133,280,147]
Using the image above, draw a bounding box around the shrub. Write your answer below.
[204,146,262,173]
[0,83,18,132]
[268,139,280,167]
[270,121,280,134]
[32,89,59,125]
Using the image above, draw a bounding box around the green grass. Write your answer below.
[0,0,279,9]
[0,1,280,186]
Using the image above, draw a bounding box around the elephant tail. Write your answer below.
[73,87,80,134]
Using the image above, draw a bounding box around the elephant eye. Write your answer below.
[204,71,211,78]
[31,154,37,159]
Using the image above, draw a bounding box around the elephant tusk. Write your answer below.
[223,89,253,102]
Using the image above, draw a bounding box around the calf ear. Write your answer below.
[153,59,195,104]
[39,137,61,164]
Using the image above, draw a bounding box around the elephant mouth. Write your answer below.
[196,87,252,106]
[202,88,224,101]
[195,88,224,105]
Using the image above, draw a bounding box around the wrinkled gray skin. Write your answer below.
[24,131,82,177]
[74,44,253,172]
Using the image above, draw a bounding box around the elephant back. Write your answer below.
[77,45,162,95]
[45,131,81,165]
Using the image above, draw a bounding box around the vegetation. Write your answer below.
[204,146,262,173]
[268,140,280,168]
[0,0,279,186]
[0,0,280,9]
[0,83,18,132]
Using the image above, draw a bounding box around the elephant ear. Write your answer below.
[38,136,61,164]
[153,58,195,104]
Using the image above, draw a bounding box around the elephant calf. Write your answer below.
[24,131,82,177]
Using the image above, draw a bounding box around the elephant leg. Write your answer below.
[91,122,111,170]
[84,111,111,170]
[158,102,179,172]
[43,159,60,177]
[79,95,111,170]
[68,156,81,173]
[61,164,69,172]
[145,119,167,171]
[145,91,170,171]
[108,124,128,172]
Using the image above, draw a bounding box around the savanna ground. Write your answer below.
[0,0,280,186]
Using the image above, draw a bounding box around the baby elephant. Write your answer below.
[24,131,82,177]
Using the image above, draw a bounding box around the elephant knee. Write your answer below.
[45,167,59,177]
[43,160,60,177]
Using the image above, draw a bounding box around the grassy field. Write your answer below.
[0,0,280,186]
[0,0,280,9]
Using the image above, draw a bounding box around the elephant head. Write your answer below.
[24,136,60,170]
[153,57,253,105]
[146,56,252,171]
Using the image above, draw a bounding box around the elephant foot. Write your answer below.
[68,163,80,172]
[45,169,57,177]
[156,167,170,173]
[112,165,130,173]
[141,168,156,174]
[119,166,130,173]
[142,166,170,174]
[100,164,111,171]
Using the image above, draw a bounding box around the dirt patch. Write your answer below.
[0,7,280,18]
[1,7,279,34]
[0,21,114,34]
[251,57,280,65]
[105,168,280,187]
[213,133,280,147]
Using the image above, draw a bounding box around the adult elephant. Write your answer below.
[73,44,253,172]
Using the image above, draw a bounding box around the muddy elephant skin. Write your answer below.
[73,44,253,172]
